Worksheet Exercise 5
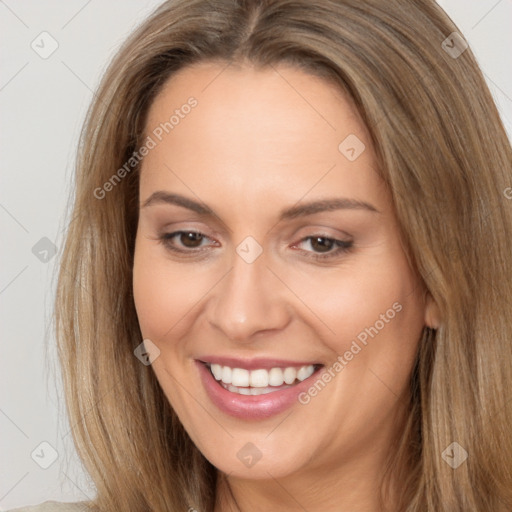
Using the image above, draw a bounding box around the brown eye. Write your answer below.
[177,231,204,248]
[294,235,354,261]
[160,231,213,252]
[309,236,335,253]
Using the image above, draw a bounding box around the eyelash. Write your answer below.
[158,230,354,262]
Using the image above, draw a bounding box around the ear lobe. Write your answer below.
[424,291,441,329]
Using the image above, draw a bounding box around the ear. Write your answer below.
[424,291,441,329]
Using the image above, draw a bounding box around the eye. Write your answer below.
[293,235,354,261]
[157,230,353,262]
[159,230,215,252]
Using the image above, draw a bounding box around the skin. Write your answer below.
[132,61,440,512]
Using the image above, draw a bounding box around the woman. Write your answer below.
[12,0,512,510]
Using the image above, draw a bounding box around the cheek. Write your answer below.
[291,254,424,370]
[132,239,209,340]
[133,240,182,340]
[298,263,407,326]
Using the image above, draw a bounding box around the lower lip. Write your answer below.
[196,360,322,420]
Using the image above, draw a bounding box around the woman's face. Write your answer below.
[133,61,437,485]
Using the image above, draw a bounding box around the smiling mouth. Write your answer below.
[203,362,324,396]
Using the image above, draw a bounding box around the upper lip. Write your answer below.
[197,356,323,370]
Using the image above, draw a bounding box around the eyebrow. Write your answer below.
[141,191,380,221]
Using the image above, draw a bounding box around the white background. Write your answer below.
[1,0,511,508]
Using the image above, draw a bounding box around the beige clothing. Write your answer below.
[8,502,90,512]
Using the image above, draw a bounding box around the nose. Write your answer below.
[206,247,291,343]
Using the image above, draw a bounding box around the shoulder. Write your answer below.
[7,501,91,512]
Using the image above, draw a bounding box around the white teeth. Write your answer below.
[297,365,315,381]
[231,368,250,387]
[283,367,297,384]
[210,363,222,380]
[249,369,269,387]
[221,365,232,384]
[268,367,284,386]
[207,363,317,388]
[226,383,293,395]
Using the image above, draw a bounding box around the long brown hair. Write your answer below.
[54,1,512,510]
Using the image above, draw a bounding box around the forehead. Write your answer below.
[144,60,368,145]
[140,61,386,216]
